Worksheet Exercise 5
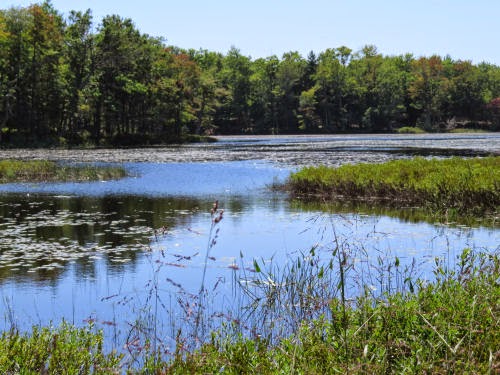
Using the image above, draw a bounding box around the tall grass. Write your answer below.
[161,206,499,373]
[0,159,126,183]
[0,321,122,373]
[2,248,496,373]
[447,128,489,133]
[163,247,499,374]
[96,200,230,371]
[288,156,499,214]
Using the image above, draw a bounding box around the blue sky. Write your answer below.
[3,0,499,64]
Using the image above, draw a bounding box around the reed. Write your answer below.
[2,248,497,373]
[163,247,499,374]
[447,128,489,133]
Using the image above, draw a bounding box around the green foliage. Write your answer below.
[288,157,500,214]
[1,4,500,146]
[0,322,122,373]
[396,126,426,133]
[0,159,126,182]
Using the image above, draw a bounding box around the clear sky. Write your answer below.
[3,0,500,64]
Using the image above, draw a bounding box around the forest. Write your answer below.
[1,2,500,146]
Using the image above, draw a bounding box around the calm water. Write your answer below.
[0,134,498,350]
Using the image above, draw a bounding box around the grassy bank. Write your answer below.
[288,156,499,214]
[0,159,127,183]
[0,249,498,373]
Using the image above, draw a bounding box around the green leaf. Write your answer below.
[318,266,324,279]
[253,259,261,273]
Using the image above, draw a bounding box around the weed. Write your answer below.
[163,247,499,374]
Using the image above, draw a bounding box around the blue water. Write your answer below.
[0,160,291,197]
[0,135,498,354]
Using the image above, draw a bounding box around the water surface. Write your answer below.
[0,134,498,351]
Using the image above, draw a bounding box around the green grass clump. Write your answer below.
[0,159,127,183]
[0,322,122,373]
[288,157,500,214]
[396,126,427,134]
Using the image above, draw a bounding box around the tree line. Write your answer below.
[1,2,500,146]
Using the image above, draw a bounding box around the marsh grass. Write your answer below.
[96,200,232,371]
[0,321,122,374]
[288,156,500,214]
[447,128,489,133]
[0,159,126,183]
[2,248,497,373]
[159,210,499,373]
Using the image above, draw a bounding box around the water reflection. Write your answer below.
[290,200,499,228]
[0,194,202,283]
[0,192,292,284]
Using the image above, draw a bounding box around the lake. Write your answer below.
[0,133,498,352]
